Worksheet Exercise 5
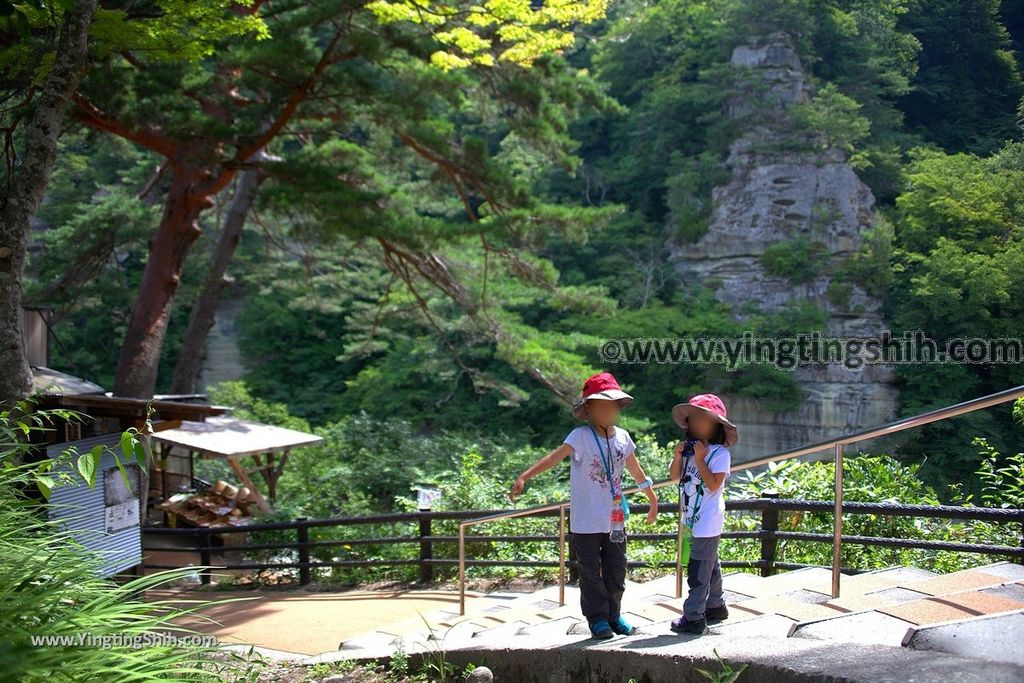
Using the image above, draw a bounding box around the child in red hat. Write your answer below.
[667,393,738,635]
[508,371,659,640]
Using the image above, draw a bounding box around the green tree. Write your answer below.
[897,0,1024,155]
[886,144,1024,493]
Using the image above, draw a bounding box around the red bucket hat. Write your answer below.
[671,393,738,446]
[571,372,633,420]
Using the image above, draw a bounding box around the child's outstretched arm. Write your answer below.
[508,443,572,501]
[625,453,659,523]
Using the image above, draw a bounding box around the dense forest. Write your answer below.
[6,0,1024,510]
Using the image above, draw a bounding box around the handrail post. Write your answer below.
[832,443,844,598]
[296,517,310,586]
[558,504,566,606]
[760,490,780,577]
[675,519,684,599]
[458,523,466,616]
[568,508,579,584]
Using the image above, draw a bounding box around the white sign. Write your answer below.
[105,498,140,533]
[415,487,441,510]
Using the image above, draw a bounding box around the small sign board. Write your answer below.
[105,498,140,533]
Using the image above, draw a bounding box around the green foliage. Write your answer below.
[788,82,871,154]
[0,401,150,498]
[696,648,748,683]
[0,409,262,682]
[726,454,1019,573]
[886,144,1024,490]
[1,0,267,92]
[760,238,830,283]
[897,0,1024,155]
[834,214,895,298]
[90,1,270,62]
[365,0,610,69]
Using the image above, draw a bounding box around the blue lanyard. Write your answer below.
[681,444,716,527]
[587,425,615,492]
[588,426,630,520]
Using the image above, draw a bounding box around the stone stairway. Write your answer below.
[320,561,1024,678]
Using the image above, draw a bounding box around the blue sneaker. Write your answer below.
[589,619,614,639]
[610,616,636,635]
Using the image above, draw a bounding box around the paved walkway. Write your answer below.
[146,587,492,656]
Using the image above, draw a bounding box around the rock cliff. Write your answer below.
[668,34,900,462]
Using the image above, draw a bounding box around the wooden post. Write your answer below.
[760,490,780,577]
[419,513,433,584]
[296,517,310,586]
[225,455,272,512]
[199,530,212,585]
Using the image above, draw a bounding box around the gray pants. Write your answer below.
[683,535,725,621]
[569,532,627,626]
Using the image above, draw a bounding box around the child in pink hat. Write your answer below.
[509,371,659,639]
[667,393,738,635]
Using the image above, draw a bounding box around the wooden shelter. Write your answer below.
[151,415,323,513]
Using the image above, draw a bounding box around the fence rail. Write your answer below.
[141,495,1024,586]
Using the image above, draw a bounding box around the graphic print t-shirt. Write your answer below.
[679,444,731,538]
[563,425,635,533]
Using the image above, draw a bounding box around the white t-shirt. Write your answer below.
[679,443,731,538]
[563,425,636,533]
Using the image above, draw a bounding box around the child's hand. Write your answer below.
[673,441,685,458]
[646,496,658,524]
[508,476,526,501]
[693,440,708,461]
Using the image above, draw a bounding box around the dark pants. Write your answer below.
[570,531,627,626]
[683,535,725,620]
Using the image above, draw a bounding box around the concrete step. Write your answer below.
[729,594,849,622]
[975,561,1024,581]
[825,585,931,612]
[516,615,585,638]
[339,563,1024,659]
[790,610,917,646]
[903,609,1024,665]
[878,585,1024,626]
[842,566,938,594]
[897,567,1013,596]
[755,567,837,595]
[711,613,797,638]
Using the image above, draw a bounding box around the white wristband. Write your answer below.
[637,477,653,490]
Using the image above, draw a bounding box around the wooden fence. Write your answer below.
[141,494,1024,585]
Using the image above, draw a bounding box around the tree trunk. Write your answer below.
[0,0,98,408]
[112,161,212,398]
[171,161,266,394]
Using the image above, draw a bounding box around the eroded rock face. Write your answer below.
[667,34,900,462]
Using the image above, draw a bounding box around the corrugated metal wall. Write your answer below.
[46,432,143,577]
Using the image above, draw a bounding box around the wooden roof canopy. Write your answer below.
[151,415,323,458]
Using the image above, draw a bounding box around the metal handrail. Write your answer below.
[457,384,1024,614]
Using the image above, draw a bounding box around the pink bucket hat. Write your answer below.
[671,393,738,446]
[571,372,633,420]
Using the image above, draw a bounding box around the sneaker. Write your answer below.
[610,616,636,636]
[589,619,615,639]
[705,605,729,623]
[669,615,707,635]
